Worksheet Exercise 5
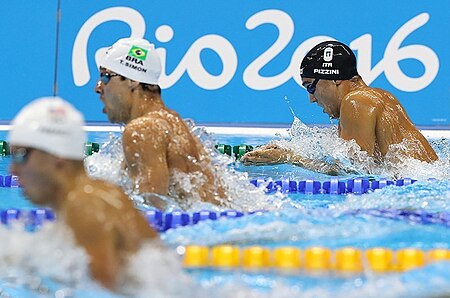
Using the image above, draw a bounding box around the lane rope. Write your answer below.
[250,177,426,194]
[2,208,448,232]
[181,245,450,273]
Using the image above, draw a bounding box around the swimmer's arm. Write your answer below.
[241,144,355,175]
[122,120,170,195]
[339,96,377,156]
[65,204,119,290]
[289,154,355,175]
[240,144,292,165]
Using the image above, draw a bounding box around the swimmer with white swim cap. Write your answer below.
[95,38,226,207]
[8,97,158,290]
[242,40,437,173]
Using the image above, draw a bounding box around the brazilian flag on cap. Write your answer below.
[128,46,148,61]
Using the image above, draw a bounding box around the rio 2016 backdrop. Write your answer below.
[0,1,448,127]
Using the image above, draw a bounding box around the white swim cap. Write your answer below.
[8,97,86,160]
[98,37,162,85]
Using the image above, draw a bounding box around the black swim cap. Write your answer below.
[300,41,358,80]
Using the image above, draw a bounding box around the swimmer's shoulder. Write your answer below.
[373,87,400,104]
[128,112,169,127]
[124,114,171,137]
[67,178,131,211]
[126,109,189,136]
[342,87,381,108]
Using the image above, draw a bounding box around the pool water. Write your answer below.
[0,130,449,297]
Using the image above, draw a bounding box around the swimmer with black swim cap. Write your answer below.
[300,40,358,82]
[242,40,437,173]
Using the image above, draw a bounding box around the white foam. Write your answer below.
[84,125,290,212]
[120,242,210,298]
[0,223,91,291]
[266,117,450,180]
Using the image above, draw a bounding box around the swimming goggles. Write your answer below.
[99,72,121,85]
[306,78,320,94]
[10,147,33,165]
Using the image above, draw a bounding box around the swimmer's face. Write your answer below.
[95,68,133,124]
[302,78,340,119]
[9,147,58,206]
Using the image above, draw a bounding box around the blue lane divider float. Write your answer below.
[2,207,448,233]
[0,175,20,187]
[0,174,426,193]
[145,208,450,232]
[0,208,56,229]
[0,208,247,232]
[145,209,247,232]
[250,177,419,195]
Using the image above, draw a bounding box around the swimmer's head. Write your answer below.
[8,97,86,160]
[300,40,358,80]
[98,37,162,85]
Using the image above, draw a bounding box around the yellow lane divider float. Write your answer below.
[182,245,450,273]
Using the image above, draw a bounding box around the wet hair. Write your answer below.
[140,83,161,95]
[118,76,161,95]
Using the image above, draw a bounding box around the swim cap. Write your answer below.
[300,41,358,80]
[8,97,86,160]
[98,37,162,85]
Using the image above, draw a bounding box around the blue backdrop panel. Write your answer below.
[0,1,449,126]
[0,1,57,120]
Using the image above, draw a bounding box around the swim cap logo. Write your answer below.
[323,47,333,62]
[48,107,67,123]
[128,46,148,61]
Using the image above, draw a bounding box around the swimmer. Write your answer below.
[242,40,438,173]
[95,38,225,206]
[8,97,158,290]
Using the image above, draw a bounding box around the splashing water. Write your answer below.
[6,121,450,297]
[84,133,128,186]
[85,123,289,212]
[283,95,297,120]
[193,125,289,211]
[0,223,93,296]
[119,243,211,298]
[0,224,242,298]
[269,117,450,179]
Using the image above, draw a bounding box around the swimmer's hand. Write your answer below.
[241,143,360,176]
[240,144,294,165]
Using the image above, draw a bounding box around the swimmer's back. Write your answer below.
[60,176,157,289]
[342,87,437,161]
[64,177,156,254]
[127,108,225,204]
[132,109,213,172]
